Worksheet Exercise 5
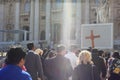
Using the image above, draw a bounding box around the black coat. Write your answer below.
[43,54,73,80]
[25,51,45,80]
[72,64,100,80]
[92,56,107,78]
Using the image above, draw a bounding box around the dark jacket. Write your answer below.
[43,54,73,80]
[72,64,100,80]
[25,50,45,80]
[108,58,120,80]
[92,54,107,78]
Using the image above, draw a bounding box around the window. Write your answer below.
[40,31,45,40]
[24,18,28,21]
[24,0,30,13]
[23,26,29,40]
[41,16,46,20]
[53,24,61,43]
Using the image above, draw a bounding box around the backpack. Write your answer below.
[110,58,120,75]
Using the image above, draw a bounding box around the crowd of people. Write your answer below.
[0,42,120,80]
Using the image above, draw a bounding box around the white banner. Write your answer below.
[81,23,113,49]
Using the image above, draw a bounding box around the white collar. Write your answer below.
[28,50,34,53]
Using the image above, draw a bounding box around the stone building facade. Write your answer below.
[0,0,120,48]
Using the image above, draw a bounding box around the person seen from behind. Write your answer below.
[92,49,107,80]
[35,48,43,56]
[25,43,45,80]
[43,44,73,80]
[72,50,100,80]
[65,45,78,69]
[0,47,32,80]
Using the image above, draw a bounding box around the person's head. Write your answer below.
[112,51,120,59]
[27,42,35,50]
[78,50,93,65]
[87,47,92,52]
[35,48,43,56]
[56,45,66,56]
[70,45,78,53]
[48,50,56,58]
[98,50,104,57]
[92,48,98,54]
[5,47,26,67]
[91,48,99,59]
[75,49,81,57]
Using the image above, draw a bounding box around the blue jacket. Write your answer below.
[0,65,32,80]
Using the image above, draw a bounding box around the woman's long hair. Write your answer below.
[77,50,93,65]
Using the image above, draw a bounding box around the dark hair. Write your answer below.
[56,45,65,53]
[91,49,99,60]
[98,50,104,56]
[27,43,34,50]
[112,51,120,59]
[48,50,56,58]
[5,47,26,65]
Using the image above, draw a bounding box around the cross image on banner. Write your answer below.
[85,30,100,48]
[81,23,113,49]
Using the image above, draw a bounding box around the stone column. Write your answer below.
[0,1,4,42]
[24,31,27,41]
[62,0,72,47]
[29,0,34,41]
[85,0,89,23]
[14,0,20,42]
[75,0,82,46]
[34,0,39,42]
[46,0,51,45]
